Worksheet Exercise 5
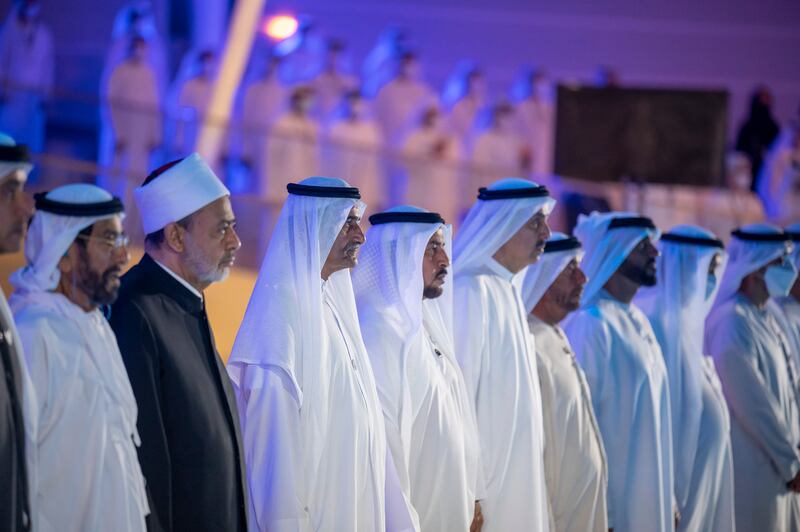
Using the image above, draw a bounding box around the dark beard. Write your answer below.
[619,260,657,287]
[76,249,121,306]
[422,284,443,299]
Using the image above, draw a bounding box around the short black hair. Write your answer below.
[142,157,192,247]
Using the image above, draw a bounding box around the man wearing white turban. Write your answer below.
[521,232,608,532]
[227,178,417,532]
[636,225,735,532]
[353,206,485,531]
[0,134,35,532]
[109,153,247,532]
[705,224,800,531]
[10,183,148,532]
[563,211,675,532]
[453,177,554,531]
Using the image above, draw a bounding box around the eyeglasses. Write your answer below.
[76,233,130,251]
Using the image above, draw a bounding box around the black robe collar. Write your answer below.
[139,254,204,314]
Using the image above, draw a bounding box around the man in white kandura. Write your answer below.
[564,211,675,532]
[10,184,148,532]
[706,224,800,531]
[636,225,735,532]
[353,206,485,531]
[453,178,554,531]
[774,223,800,367]
[227,178,417,532]
[521,232,608,532]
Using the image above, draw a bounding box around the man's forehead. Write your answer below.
[92,215,124,233]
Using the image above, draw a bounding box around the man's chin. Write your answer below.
[641,274,657,287]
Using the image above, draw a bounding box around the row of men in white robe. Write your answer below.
[5,138,800,531]
[228,168,800,530]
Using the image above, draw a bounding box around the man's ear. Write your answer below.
[57,246,75,275]
[164,222,186,254]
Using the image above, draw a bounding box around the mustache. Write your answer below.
[344,242,362,253]
[435,267,448,279]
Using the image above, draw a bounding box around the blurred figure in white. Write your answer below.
[240,52,286,183]
[698,151,765,241]
[757,123,800,225]
[511,68,555,176]
[442,61,486,150]
[105,36,162,239]
[276,16,325,86]
[106,37,162,185]
[401,105,461,225]
[263,86,319,204]
[169,49,217,157]
[0,0,53,153]
[470,101,527,193]
[374,51,435,148]
[362,26,408,99]
[98,2,167,184]
[323,90,385,209]
[311,38,357,123]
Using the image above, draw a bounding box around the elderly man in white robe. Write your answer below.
[454,178,554,531]
[227,178,417,532]
[353,206,485,531]
[636,226,735,532]
[564,211,675,532]
[521,232,608,532]
[9,183,148,532]
[0,134,36,532]
[706,224,800,531]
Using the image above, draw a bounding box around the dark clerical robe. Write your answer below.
[110,253,247,532]
[0,289,31,532]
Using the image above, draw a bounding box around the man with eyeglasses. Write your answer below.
[110,153,247,532]
[9,183,148,532]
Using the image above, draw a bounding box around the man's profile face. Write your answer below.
[181,196,241,287]
[494,209,551,273]
[618,236,659,287]
[71,216,130,307]
[543,258,587,315]
[422,229,449,299]
[323,207,365,277]
[0,169,33,254]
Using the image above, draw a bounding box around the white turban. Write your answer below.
[0,132,33,181]
[573,211,661,307]
[134,152,229,235]
[453,177,556,276]
[714,223,792,307]
[10,183,124,293]
[521,232,583,313]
